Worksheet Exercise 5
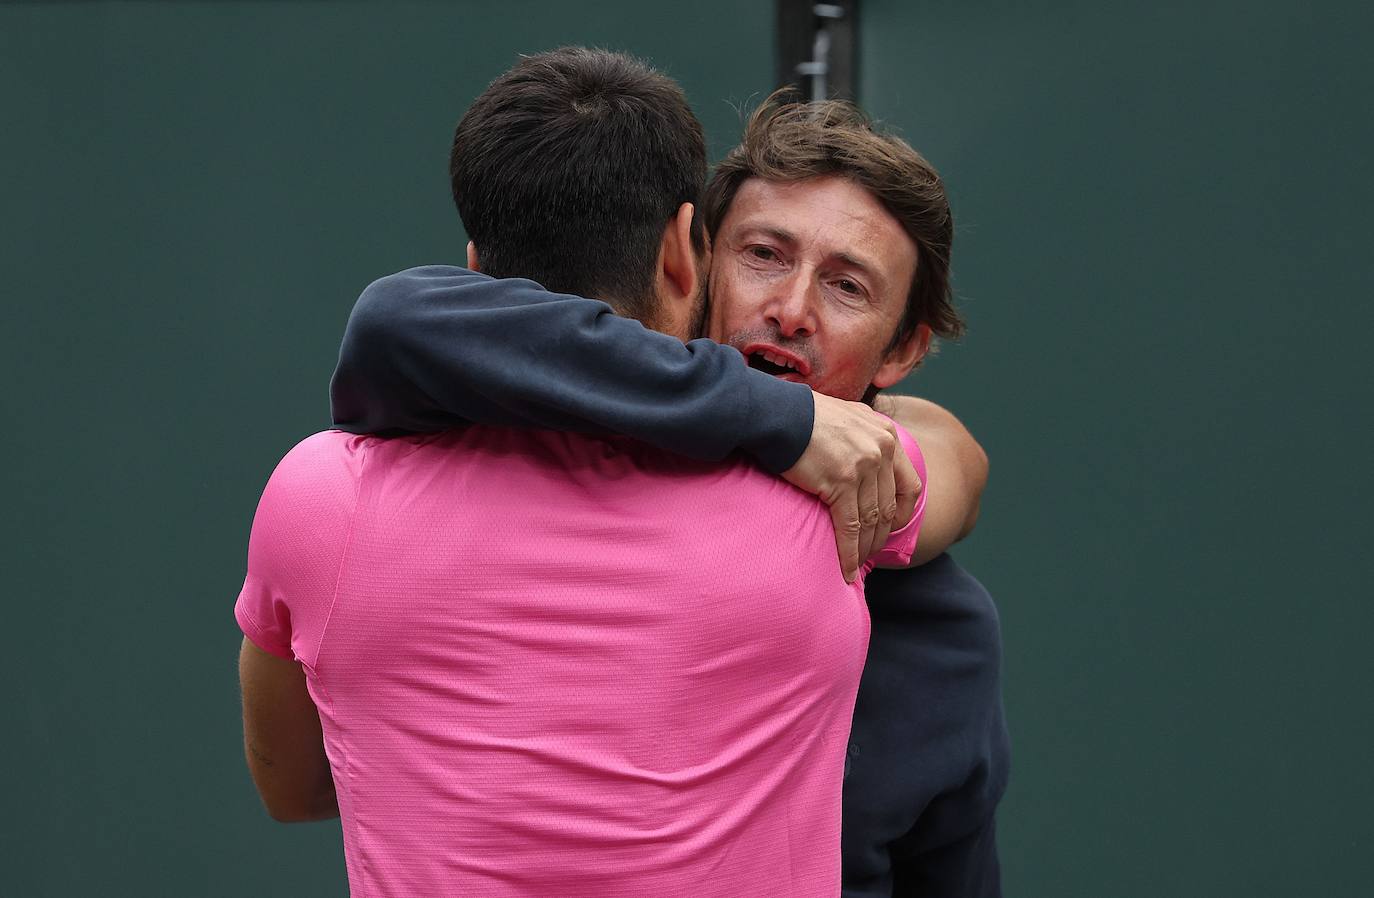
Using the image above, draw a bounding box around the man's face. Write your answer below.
[707,175,929,401]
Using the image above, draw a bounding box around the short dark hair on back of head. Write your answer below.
[451,47,706,319]
[703,91,964,346]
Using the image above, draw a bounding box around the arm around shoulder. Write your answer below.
[329,267,814,470]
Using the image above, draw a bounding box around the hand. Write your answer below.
[782,391,922,582]
[875,393,989,566]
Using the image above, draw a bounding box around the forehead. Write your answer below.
[720,175,918,288]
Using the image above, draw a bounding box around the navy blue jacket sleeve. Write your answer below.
[329,266,814,473]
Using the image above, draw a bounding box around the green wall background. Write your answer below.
[866,1,1374,895]
[4,1,1370,895]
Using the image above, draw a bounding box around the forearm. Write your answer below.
[239,640,341,824]
[271,783,339,824]
[329,267,813,472]
[247,742,340,823]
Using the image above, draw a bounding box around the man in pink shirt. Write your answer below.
[237,48,975,896]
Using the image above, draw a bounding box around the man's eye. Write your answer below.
[749,246,779,262]
[836,278,862,295]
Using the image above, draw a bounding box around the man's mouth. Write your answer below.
[741,344,812,380]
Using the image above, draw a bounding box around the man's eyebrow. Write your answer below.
[835,251,876,277]
[737,225,798,245]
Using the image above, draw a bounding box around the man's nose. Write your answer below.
[765,271,819,338]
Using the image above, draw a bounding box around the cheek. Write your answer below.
[818,325,887,380]
[711,266,770,331]
[706,271,726,339]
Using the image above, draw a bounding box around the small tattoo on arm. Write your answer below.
[248,741,276,767]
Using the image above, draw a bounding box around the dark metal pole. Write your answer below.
[774,0,859,101]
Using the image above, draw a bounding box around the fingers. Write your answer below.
[857,421,898,569]
[891,438,921,528]
[781,391,911,582]
[831,489,862,583]
[871,435,898,556]
[855,453,877,569]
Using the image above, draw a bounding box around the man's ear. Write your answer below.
[872,323,932,390]
[656,202,700,305]
[466,241,480,272]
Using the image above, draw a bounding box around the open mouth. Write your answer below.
[742,344,810,379]
[747,355,792,376]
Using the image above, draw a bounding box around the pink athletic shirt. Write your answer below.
[236,424,925,897]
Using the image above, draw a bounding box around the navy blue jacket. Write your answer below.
[330,267,1009,896]
[847,558,1008,897]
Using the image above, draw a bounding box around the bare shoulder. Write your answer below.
[874,394,963,434]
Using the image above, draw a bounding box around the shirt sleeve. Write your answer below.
[234,431,366,668]
[328,266,814,474]
[865,420,928,570]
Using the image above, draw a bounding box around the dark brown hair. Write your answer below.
[703,92,963,345]
[451,47,706,319]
